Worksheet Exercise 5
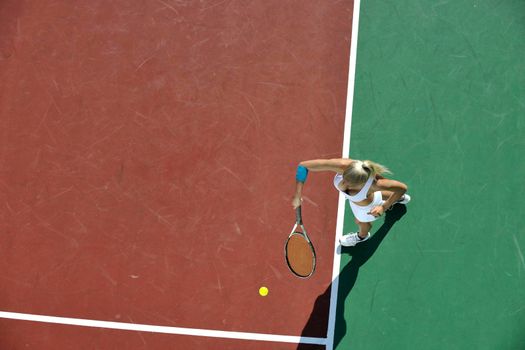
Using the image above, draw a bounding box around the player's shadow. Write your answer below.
[296,204,407,350]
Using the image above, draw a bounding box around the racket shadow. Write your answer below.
[296,204,408,350]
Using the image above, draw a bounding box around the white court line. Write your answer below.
[325,0,362,350]
[0,311,326,345]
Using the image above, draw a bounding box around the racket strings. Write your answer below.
[285,233,316,278]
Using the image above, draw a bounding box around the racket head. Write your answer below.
[285,231,316,278]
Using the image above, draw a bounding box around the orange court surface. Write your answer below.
[0,1,356,349]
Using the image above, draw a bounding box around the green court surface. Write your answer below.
[335,1,525,349]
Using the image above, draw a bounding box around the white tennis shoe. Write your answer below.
[339,232,370,247]
[397,194,411,204]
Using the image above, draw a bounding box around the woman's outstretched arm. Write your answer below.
[292,158,352,208]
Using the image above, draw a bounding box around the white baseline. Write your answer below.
[0,311,326,345]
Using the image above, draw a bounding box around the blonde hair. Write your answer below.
[342,160,391,186]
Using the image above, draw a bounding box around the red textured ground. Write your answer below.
[0,1,353,348]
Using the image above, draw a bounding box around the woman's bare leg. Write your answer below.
[354,218,371,239]
[381,190,394,200]
[382,190,406,207]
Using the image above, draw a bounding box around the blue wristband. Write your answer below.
[296,165,309,182]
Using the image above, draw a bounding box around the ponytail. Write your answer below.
[362,160,391,176]
[343,159,392,186]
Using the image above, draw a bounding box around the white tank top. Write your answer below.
[333,173,375,203]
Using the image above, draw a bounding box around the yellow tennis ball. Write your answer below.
[259,286,269,297]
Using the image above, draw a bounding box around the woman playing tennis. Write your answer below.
[292,158,410,247]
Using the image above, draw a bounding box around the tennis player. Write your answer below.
[292,158,410,246]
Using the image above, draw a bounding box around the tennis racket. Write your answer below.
[284,206,316,278]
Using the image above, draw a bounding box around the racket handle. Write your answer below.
[295,206,303,224]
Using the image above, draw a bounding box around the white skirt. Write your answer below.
[349,191,385,223]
